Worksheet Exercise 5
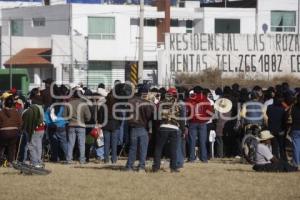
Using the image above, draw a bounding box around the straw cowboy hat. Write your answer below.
[0,92,12,100]
[258,130,274,141]
[214,98,232,113]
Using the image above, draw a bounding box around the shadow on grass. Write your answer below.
[72,165,170,173]
[226,168,254,173]
[73,165,126,171]
[1,171,21,175]
[209,159,243,164]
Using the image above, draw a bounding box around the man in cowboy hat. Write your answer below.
[253,130,298,172]
[214,97,233,158]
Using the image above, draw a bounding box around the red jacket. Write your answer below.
[186,93,213,124]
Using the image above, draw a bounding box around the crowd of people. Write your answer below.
[0,78,299,173]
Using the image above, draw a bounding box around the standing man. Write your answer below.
[0,96,22,167]
[125,84,154,172]
[152,88,185,173]
[186,86,213,163]
[266,97,287,161]
[99,87,121,164]
[291,94,300,166]
[21,88,46,168]
[65,89,91,164]
[45,87,69,162]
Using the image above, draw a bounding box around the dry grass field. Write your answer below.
[0,159,299,200]
[175,69,300,89]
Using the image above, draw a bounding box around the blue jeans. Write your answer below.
[95,146,104,160]
[292,130,300,166]
[67,127,86,163]
[176,130,185,168]
[126,127,149,169]
[103,130,118,163]
[188,123,208,162]
[117,112,126,146]
[49,127,68,162]
[27,131,45,165]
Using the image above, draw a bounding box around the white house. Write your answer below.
[0,0,43,72]
[1,0,299,89]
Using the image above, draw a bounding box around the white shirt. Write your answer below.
[264,98,274,109]
[255,143,273,165]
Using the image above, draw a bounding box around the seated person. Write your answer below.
[253,130,298,172]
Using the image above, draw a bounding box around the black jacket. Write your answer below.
[98,92,122,132]
[291,105,300,131]
[127,95,154,129]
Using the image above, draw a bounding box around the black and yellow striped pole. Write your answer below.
[130,63,138,86]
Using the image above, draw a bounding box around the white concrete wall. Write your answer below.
[52,34,128,87]
[0,2,42,26]
[1,4,70,37]
[72,4,163,62]
[257,0,298,34]
[51,34,89,84]
[0,1,42,10]
[202,7,256,34]
[171,7,203,21]
[50,0,66,5]
[51,35,71,84]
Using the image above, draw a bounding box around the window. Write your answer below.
[215,19,240,33]
[271,11,296,32]
[88,17,115,40]
[88,61,112,88]
[171,19,179,27]
[130,18,156,26]
[186,20,193,33]
[144,19,156,27]
[11,19,23,36]
[32,18,46,27]
[130,18,138,26]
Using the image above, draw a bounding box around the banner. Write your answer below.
[165,33,300,77]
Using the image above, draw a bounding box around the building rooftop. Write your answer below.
[201,0,257,8]
[4,48,53,68]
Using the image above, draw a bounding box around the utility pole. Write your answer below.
[298,0,300,34]
[255,0,258,34]
[85,36,89,87]
[138,0,144,84]
[69,4,74,83]
[9,19,12,89]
